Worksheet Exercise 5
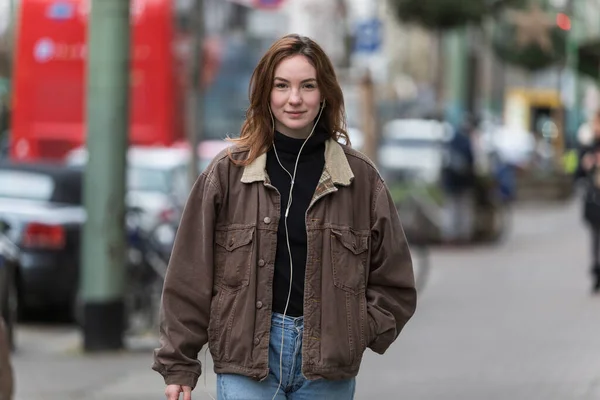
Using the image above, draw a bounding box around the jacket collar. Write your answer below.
[241,138,354,186]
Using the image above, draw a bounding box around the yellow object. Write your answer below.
[504,88,565,159]
[562,149,578,174]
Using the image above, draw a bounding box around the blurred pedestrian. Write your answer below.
[0,317,13,400]
[153,34,416,400]
[576,110,600,292]
[577,120,593,147]
[441,115,476,244]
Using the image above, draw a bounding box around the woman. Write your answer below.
[577,110,600,292]
[153,34,417,400]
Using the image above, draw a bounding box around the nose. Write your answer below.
[288,89,302,106]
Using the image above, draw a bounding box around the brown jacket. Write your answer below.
[153,139,416,389]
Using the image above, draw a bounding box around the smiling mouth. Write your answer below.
[286,111,306,118]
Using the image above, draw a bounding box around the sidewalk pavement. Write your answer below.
[12,198,600,400]
[12,327,214,400]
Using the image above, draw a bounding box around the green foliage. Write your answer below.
[389,0,523,30]
[578,39,600,81]
[388,182,445,206]
[492,26,566,70]
[391,0,487,29]
[491,4,567,71]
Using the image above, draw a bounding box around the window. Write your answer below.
[127,167,171,194]
[0,171,55,201]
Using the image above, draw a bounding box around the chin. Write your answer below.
[283,120,312,132]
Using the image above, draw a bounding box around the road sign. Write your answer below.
[354,18,382,53]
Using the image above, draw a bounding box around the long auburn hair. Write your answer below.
[228,34,349,166]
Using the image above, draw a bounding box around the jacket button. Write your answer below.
[263,217,271,224]
[258,259,266,267]
[254,337,260,345]
[256,301,263,309]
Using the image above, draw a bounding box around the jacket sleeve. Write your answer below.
[366,179,417,354]
[152,171,221,389]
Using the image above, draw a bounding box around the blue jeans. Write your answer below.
[217,313,356,399]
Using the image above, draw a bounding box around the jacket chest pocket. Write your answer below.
[330,229,369,294]
[215,227,254,292]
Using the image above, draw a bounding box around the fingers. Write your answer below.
[165,384,182,400]
[183,385,192,400]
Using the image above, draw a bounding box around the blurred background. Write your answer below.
[0,0,598,399]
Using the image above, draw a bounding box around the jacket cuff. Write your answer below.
[369,328,396,354]
[163,371,200,389]
[367,314,396,355]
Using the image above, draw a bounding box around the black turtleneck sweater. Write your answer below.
[267,129,327,317]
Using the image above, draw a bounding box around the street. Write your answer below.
[12,197,600,400]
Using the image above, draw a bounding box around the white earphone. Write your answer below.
[270,100,326,400]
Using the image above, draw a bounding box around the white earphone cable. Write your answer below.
[270,101,325,400]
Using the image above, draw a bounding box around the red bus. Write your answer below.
[9,0,210,162]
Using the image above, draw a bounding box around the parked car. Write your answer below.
[0,162,85,316]
[65,140,230,231]
[0,136,8,161]
[0,220,17,349]
[378,118,453,184]
[0,313,13,399]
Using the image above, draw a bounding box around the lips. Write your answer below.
[286,111,306,118]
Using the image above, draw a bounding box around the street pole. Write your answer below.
[481,19,494,118]
[188,0,204,186]
[81,0,130,351]
[360,70,378,165]
[434,29,445,117]
[565,0,580,145]
[444,27,468,128]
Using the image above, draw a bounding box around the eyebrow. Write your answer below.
[274,77,317,83]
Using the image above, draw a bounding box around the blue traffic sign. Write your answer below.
[354,18,382,53]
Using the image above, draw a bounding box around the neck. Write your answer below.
[272,126,327,157]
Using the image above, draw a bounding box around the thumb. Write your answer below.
[183,386,192,400]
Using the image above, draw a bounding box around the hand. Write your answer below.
[165,384,192,400]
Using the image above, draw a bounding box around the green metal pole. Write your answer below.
[444,27,468,128]
[565,0,580,145]
[81,0,130,351]
[482,19,494,117]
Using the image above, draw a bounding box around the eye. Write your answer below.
[274,83,287,89]
[304,83,317,89]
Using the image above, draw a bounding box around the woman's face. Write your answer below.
[270,55,322,139]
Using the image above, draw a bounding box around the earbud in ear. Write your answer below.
[321,99,326,109]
